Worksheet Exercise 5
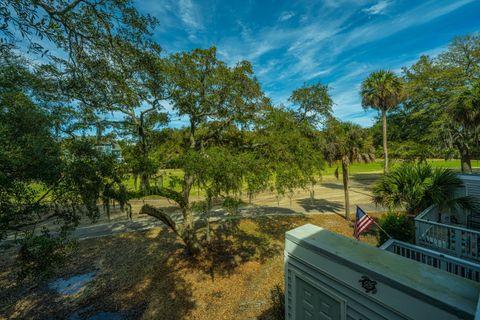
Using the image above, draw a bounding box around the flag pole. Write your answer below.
[371,217,393,239]
[356,205,393,240]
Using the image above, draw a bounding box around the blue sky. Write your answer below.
[136,0,480,127]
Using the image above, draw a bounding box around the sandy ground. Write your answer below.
[0,175,383,319]
[0,215,378,320]
[68,174,382,240]
[106,174,380,222]
[1,173,382,243]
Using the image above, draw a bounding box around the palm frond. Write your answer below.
[372,161,471,215]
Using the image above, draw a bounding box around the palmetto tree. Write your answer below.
[324,119,375,219]
[361,70,406,173]
[373,162,479,217]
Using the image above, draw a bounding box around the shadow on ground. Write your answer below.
[1,213,305,319]
[239,205,299,216]
[351,173,382,188]
[320,182,343,190]
[178,215,299,280]
[0,229,196,320]
[296,198,343,213]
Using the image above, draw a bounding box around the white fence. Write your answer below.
[416,206,480,262]
[381,239,480,282]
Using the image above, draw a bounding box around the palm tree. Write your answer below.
[360,70,406,173]
[373,161,479,217]
[324,119,375,219]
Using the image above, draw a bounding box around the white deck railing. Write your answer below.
[415,205,480,262]
[381,239,480,282]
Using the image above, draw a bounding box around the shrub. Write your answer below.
[16,229,77,281]
[377,211,414,246]
[223,197,243,215]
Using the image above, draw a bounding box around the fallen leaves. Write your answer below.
[0,214,379,319]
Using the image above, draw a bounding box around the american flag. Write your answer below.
[354,206,374,239]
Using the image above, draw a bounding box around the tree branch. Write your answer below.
[139,204,183,236]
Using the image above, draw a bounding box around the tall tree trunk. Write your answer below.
[342,157,350,220]
[104,198,110,221]
[310,181,315,205]
[460,148,472,173]
[139,115,150,194]
[382,109,388,173]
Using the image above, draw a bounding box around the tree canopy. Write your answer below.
[136,48,328,254]
[288,82,333,126]
[404,35,480,172]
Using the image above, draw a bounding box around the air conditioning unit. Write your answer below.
[284,224,479,320]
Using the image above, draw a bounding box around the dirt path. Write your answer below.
[74,176,384,240]
[2,174,383,243]
[125,174,381,219]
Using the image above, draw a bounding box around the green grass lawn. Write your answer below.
[122,159,480,198]
[322,160,383,176]
[123,169,185,192]
[29,159,480,199]
[321,158,480,177]
[428,158,480,169]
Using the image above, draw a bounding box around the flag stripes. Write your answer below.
[354,206,374,239]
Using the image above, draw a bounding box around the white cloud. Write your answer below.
[328,0,475,59]
[215,0,470,115]
[178,0,203,31]
[323,0,370,9]
[362,0,391,15]
[143,0,475,127]
[279,11,295,22]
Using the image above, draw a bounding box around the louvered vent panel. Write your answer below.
[287,268,292,319]
[466,183,480,199]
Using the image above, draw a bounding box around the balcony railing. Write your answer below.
[415,205,480,262]
[380,238,480,282]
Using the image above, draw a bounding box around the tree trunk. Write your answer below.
[460,149,472,173]
[105,198,110,221]
[342,157,350,220]
[382,109,388,173]
[180,172,202,255]
[140,203,201,255]
[310,181,315,205]
[181,206,202,255]
[140,173,150,194]
[139,114,151,194]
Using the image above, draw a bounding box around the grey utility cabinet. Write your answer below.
[285,224,480,320]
